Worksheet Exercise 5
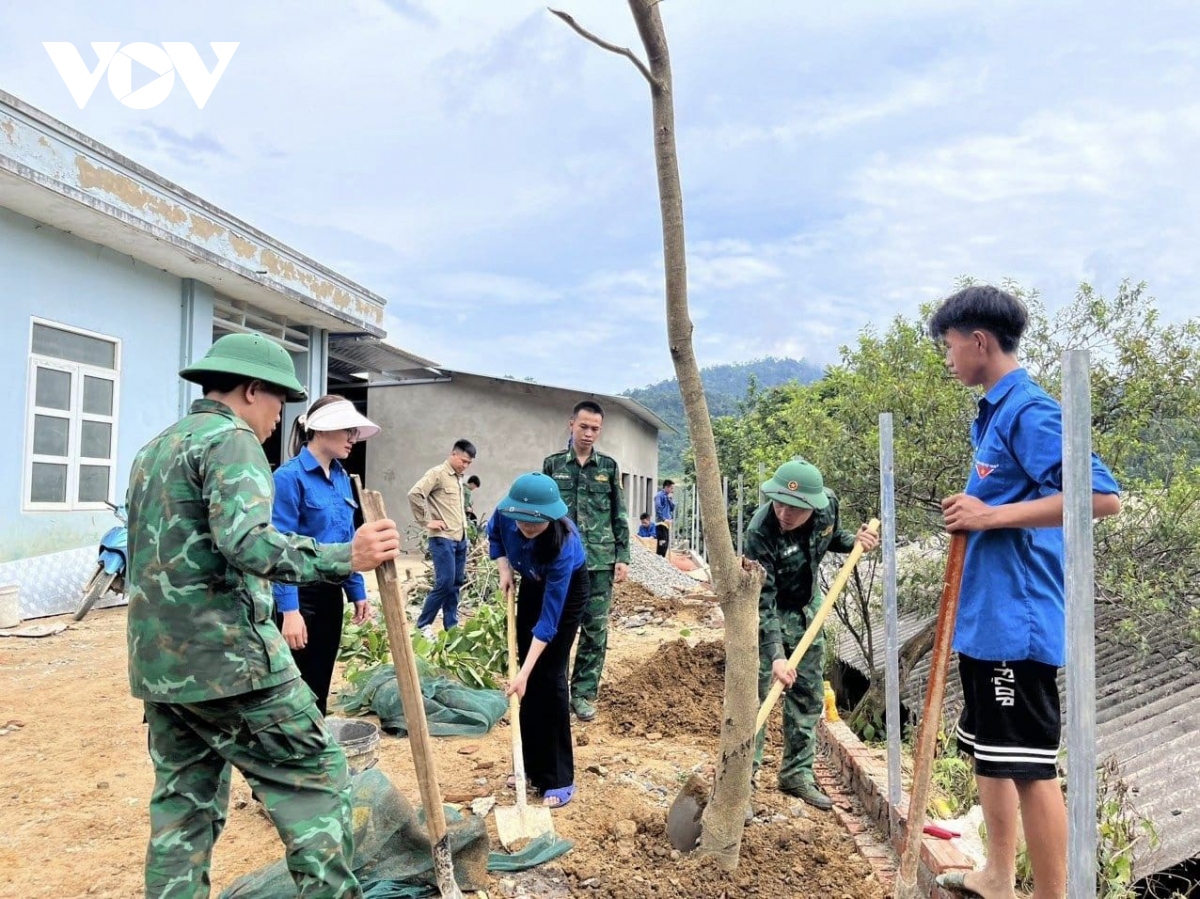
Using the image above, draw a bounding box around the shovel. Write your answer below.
[667,519,880,851]
[494,582,555,851]
[354,478,466,899]
[894,532,967,899]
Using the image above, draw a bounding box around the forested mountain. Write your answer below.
[622,357,824,476]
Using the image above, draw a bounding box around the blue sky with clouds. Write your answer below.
[3,1,1197,394]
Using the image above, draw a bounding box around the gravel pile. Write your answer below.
[627,541,704,598]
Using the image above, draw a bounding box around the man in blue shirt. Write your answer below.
[653,480,675,557]
[636,513,656,539]
[929,285,1121,899]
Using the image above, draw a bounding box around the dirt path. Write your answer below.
[0,578,883,898]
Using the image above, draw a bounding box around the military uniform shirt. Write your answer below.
[744,493,857,663]
[126,399,353,704]
[542,449,630,571]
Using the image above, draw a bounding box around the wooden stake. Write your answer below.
[352,476,462,899]
[894,532,968,899]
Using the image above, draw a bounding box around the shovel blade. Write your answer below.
[666,772,710,852]
[495,802,555,852]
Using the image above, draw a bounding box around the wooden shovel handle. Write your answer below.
[505,583,530,811]
[352,479,455,855]
[894,531,968,899]
[755,519,880,734]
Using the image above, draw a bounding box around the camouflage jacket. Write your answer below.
[126,399,353,703]
[542,449,630,570]
[744,492,857,662]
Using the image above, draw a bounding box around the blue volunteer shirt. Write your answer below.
[957,369,1119,667]
[271,446,366,613]
[637,523,657,538]
[487,510,587,643]
[655,489,675,524]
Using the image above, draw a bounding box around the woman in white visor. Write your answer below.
[271,394,381,714]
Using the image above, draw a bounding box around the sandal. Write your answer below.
[934,871,982,897]
[541,785,576,809]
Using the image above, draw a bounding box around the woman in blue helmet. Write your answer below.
[488,472,588,808]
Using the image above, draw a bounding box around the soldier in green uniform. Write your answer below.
[746,458,878,809]
[125,333,400,898]
[542,400,630,722]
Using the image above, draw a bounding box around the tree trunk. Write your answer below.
[624,0,763,869]
[552,0,764,869]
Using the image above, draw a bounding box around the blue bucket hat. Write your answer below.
[498,472,568,523]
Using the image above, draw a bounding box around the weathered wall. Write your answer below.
[0,205,185,565]
[366,373,660,542]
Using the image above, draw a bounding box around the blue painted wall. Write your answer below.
[0,206,187,562]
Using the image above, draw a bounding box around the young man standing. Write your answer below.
[408,439,477,640]
[126,334,400,898]
[929,285,1121,899]
[653,479,675,557]
[745,458,878,809]
[542,400,630,722]
[465,474,481,525]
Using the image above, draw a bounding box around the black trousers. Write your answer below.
[275,582,345,716]
[655,524,670,557]
[517,566,588,792]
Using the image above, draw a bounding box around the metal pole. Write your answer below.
[737,472,744,556]
[1063,350,1097,899]
[880,413,902,815]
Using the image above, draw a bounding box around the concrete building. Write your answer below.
[366,369,670,542]
[0,89,431,619]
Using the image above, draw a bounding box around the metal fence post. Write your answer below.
[880,413,902,815]
[1063,350,1097,898]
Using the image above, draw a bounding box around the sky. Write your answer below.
[2,1,1197,395]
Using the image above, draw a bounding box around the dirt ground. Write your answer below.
[0,574,883,899]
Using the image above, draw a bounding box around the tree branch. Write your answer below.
[548,7,659,88]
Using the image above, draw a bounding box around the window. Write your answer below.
[24,320,121,510]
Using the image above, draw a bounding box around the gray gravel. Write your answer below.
[627,541,704,598]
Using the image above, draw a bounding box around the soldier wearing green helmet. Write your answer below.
[744,458,879,810]
[125,333,401,897]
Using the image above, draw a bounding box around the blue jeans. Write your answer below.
[417,536,467,630]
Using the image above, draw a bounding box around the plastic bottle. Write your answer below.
[823,680,840,722]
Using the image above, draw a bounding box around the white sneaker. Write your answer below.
[421,625,435,641]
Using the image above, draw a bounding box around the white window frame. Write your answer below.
[23,318,122,512]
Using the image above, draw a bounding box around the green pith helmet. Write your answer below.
[761,458,829,510]
[179,333,307,402]
[498,472,568,523]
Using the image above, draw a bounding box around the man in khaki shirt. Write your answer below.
[408,439,476,638]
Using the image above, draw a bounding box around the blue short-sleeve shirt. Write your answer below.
[956,369,1119,667]
[271,447,366,612]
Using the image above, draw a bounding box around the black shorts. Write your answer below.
[955,654,1060,781]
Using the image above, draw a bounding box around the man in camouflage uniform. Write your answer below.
[542,400,630,722]
[125,333,400,898]
[745,458,878,809]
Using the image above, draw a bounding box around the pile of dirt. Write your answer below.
[611,579,691,620]
[556,782,885,899]
[604,639,725,740]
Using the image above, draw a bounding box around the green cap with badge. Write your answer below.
[179,333,307,402]
[761,458,829,510]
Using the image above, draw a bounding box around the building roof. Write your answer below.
[377,367,676,435]
[0,89,385,337]
[835,598,1200,880]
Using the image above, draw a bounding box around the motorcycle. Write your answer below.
[74,501,128,621]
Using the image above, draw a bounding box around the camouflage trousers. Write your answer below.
[142,678,360,899]
[569,567,615,702]
[754,605,825,790]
